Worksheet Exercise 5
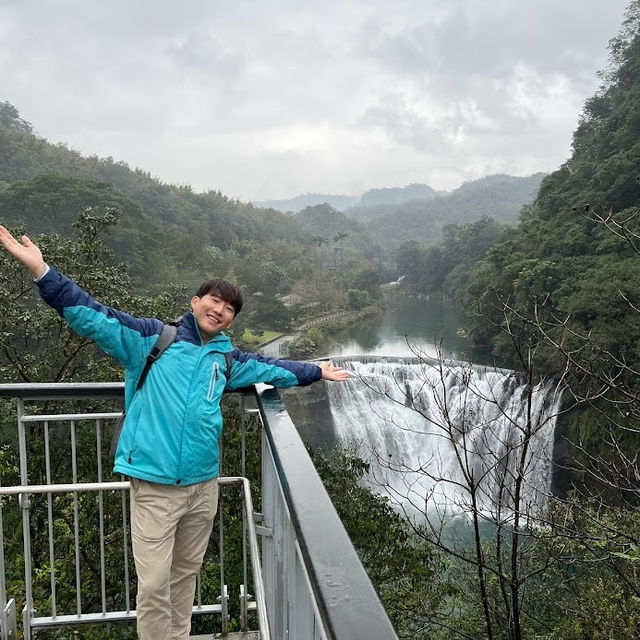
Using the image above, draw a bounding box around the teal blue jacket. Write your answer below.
[37,267,322,485]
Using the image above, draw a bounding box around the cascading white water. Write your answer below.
[325,356,563,521]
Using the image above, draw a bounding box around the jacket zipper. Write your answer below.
[207,362,219,401]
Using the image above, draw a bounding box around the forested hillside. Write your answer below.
[0,102,306,246]
[357,182,437,207]
[0,101,314,295]
[255,192,359,212]
[346,172,544,247]
[0,101,395,347]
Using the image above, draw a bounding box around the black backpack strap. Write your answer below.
[135,323,178,391]
[111,322,178,456]
[224,350,234,376]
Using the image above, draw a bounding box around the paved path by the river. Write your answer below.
[259,331,301,358]
[257,311,358,358]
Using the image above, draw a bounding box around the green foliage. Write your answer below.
[245,296,292,332]
[346,174,544,250]
[396,216,507,301]
[312,447,449,639]
[346,288,371,309]
[530,500,640,640]
[0,100,33,133]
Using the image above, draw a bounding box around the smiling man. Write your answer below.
[0,225,349,640]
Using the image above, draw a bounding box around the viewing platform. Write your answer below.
[0,383,398,639]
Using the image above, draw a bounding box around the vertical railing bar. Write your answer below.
[44,421,57,617]
[0,463,6,618]
[70,420,82,616]
[17,398,34,635]
[196,569,202,608]
[241,395,246,479]
[239,477,270,639]
[96,419,107,614]
[240,506,248,631]
[240,398,248,605]
[218,430,227,632]
[261,418,274,638]
[120,475,131,613]
[218,465,225,597]
[218,492,226,630]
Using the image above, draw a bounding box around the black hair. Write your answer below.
[194,279,243,315]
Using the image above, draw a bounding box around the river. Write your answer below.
[282,292,474,449]
[325,293,470,359]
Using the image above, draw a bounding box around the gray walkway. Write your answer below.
[259,331,300,358]
[257,311,358,358]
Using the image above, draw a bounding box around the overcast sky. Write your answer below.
[0,1,630,202]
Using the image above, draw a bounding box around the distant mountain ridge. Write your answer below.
[255,193,359,212]
[256,183,439,212]
[358,183,438,206]
[254,175,543,220]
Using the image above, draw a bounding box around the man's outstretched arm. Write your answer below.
[0,224,161,369]
[226,349,350,390]
[0,225,46,278]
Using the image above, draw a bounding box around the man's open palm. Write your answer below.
[0,225,45,278]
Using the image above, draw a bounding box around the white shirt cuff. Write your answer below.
[34,263,50,282]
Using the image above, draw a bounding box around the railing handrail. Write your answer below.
[257,386,399,640]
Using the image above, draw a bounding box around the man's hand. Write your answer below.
[0,225,46,279]
[318,360,350,382]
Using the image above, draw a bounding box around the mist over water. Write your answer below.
[325,356,563,520]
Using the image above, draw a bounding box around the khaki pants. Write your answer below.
[130,477,219,640]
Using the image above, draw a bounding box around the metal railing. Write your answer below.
[0,382,398,640]
[258,386,398,640]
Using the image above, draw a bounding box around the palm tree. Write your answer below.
[311,235,329,287]
[333,232,348,267]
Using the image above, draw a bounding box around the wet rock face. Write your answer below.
[281,383,337,451]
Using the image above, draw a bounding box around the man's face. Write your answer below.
[190,292,235,341]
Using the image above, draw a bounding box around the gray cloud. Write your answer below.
[0,0,630,200]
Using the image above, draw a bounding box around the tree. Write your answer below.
[345,329,568,640]
[0,100,33,132]
[333,231,348,267]
[246,297,292,333]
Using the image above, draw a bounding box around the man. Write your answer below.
[0,225,349,640]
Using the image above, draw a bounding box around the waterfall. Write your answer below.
[325,356,563,520]
[382,275,406,288]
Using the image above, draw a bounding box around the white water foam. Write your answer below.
[325,356,563,522]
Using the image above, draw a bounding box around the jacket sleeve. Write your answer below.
[224,348,322,390]
[36,267,163,369]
